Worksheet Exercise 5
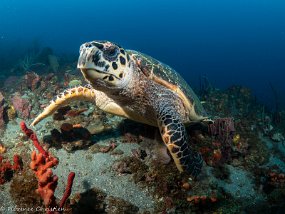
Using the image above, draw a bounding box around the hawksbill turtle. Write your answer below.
[31,40,210,177]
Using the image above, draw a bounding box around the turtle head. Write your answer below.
[77,40,133,90]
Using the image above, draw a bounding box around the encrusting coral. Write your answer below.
[0,154,22,184]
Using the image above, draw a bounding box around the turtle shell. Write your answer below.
[127,50,208,122]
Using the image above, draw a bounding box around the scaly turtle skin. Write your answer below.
[31,40,209,177]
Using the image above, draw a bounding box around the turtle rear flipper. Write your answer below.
[156,101,203,177]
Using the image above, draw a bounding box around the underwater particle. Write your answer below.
[181,182,191,190]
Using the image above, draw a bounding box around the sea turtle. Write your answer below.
[31,40,210,177]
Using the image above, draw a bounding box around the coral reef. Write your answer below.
[20,121,75,213]
[0,91,5,129]
[23,72,41,91]
[208,117,235,163]
[267,171,285,188]
[0,58,284,213]
[11,92,31,119]
[0,154,22,184]
[10,169,43,214]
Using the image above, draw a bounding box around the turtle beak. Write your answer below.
[80,68,99,83]
[77,44,87,68]
[78,42,109,72]
[77,44,94,70]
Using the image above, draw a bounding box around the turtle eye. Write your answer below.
[103,46,119,61]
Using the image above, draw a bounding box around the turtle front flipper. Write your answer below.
[156,102,203,177]
[31,86,96,126]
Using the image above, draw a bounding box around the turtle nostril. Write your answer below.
[86,43,92,48]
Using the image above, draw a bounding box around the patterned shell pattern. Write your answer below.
[127,50,207,118]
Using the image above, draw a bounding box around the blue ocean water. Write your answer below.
[0,0,284,109]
